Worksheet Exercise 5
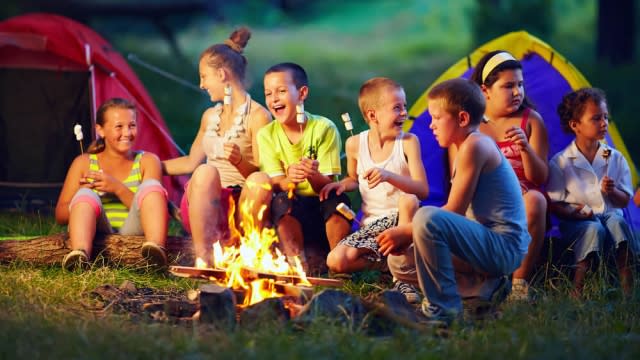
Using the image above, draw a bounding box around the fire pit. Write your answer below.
[170,194,344,309]
[169,265,342,306]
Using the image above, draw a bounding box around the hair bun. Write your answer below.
[224,27,251,54]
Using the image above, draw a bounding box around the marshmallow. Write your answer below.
[336,202,356,220]
[296,103,305,124]
[341,112,353,131]
[74,124,83,141]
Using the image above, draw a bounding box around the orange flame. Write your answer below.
[207,181,309,305]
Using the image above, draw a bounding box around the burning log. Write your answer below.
[0,233,196,266]
[169,265,344,288]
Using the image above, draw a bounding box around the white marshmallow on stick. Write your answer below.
[336,202,360,225]
[73,124,84,153]
[341,112,354,137]
[296,103,305,124]
[296,103,305,136]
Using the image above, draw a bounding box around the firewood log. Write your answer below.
[0,233,195,266]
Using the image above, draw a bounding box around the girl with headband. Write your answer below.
[468,50,550,302]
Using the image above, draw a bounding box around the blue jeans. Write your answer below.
[412,206,525,313]
[559,212,636,263]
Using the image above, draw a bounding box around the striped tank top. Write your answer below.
[89,151,143,230]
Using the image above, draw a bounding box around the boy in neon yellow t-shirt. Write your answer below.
[257,62,352,271]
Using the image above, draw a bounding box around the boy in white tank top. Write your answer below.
[320,77,429,302]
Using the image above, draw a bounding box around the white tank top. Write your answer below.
[357,130,409,225]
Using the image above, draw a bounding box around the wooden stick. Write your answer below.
[168,265,343,287]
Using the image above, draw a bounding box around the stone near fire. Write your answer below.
[294,289,367,328]
[239,297,290,330]
[365,290,420,336]
[199,283,237,330]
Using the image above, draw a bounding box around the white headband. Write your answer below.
[482,52,517,83]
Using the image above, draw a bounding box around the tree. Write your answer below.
[597,0,636,65]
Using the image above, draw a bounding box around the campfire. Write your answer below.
[170,191,342,308]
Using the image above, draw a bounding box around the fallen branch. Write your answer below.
[0,233,195,266]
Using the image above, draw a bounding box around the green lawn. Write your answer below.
[0,210,639,359]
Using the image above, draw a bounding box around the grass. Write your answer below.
[1,210,639,358]
[0,261,638,359]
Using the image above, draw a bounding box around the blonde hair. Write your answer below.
[428,78,485,126]
[358,77,403,124]
[200,27,252,83]
[87,98,136,154]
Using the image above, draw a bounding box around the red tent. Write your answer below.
[0,13,186,204]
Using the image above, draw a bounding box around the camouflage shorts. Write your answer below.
[338,212,399,262]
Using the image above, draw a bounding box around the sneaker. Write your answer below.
[507,278,531,302]
[392,280,422,304]
[141,242,168,268]
[420,299,458,327]
[62,249,89,271]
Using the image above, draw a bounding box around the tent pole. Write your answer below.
[85,43,97,139]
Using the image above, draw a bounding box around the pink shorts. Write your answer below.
[179,183,241,238]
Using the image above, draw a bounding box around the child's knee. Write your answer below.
[136,179,168,208]
[245,172,271,189]
[524,191,547,219]
[190,164,221,191]
[326,246,353,272]
[69,188,102,218]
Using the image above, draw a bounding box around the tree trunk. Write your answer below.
[597,0,636,64]
[0,233,195,266]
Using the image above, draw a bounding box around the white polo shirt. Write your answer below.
[547,140,633,216]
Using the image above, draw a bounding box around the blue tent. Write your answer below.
[405,31,639,231]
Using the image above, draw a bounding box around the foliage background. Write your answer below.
[18,0,631,171]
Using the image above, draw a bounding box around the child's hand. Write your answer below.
[376,225,412,256]
[319,182,345,201]
[223,143,242,165]
[601,176,616,195]
[84,170,118,194]
[299,157,319,178]
[287,163,307,184]
[505,126,530,151]
[363,167,390,189]
[79,172,96,188]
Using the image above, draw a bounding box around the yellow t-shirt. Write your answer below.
[257,112,342,197]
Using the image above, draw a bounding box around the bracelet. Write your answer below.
[231,154,243,166]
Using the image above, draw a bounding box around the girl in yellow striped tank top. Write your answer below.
[55,98,169,270]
